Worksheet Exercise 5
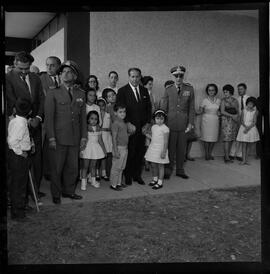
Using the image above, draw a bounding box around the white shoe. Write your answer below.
[91,181,100,188]
[81,179,87,190]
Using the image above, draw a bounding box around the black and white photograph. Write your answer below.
[2,1,269,271]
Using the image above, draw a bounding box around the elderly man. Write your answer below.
[44,60,87,204]
[40,56,62,181]
[116,67,152,185]
[161,65,195,179]
[6,51,45,198]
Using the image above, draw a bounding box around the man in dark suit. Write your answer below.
[39,56,61,181]
[160,65,195,179]
[44,60,87,204]
[6,51,45,198]
[116,67,152,185]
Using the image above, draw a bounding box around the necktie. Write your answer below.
[241,96,244,110]
[68,87,73,102]
[135,87,140,102]
[22,75,31,96]
[177,87,181,95]
[53,76,59,88]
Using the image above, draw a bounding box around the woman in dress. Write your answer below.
[199,84,221,160]
[220,84,239,163]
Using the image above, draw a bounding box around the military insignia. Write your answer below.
[183,91,190,96]
[76,98,84,107]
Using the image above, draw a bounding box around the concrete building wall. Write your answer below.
[31,28,64,72]
[89,10,259,157]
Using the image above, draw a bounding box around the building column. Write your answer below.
[64,12,90,85]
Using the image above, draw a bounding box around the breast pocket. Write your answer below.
[57,101,70,112]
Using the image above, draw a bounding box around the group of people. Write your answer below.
[6,51,261,221]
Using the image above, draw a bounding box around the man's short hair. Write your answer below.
[237,83,247,90]
[108,71,119,78]
[14,51,34,64]
[46,56,61,66]
[128,67,141,76]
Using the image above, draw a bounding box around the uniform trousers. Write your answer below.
[165,130,186,175]
[124,131,145,180]
[9,150,30,218]
[110,146,128,187]
[49,144,79,198]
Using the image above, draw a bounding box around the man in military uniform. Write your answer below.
[44,60,87,204]
[160,65,195,179]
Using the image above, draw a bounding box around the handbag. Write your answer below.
[225,106,237,115]
[185,128,198,142]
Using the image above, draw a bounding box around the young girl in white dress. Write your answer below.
[80,111,106,190]
[97,98,112,181]
[236,97,260,165]
[144,110,170,189]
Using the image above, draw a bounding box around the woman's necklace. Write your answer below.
[208,96,216,103]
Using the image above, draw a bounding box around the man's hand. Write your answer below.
[21,151,28,158]
[80,138,87,151]
[49,139,57,150]
[185,123,193,133]
[29,117,40,128]
[160,150,166,159]
[127,122,136,134]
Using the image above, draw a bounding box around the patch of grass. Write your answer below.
[7,186,260,264]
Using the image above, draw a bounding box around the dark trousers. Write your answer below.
[165,130,186,175]
[9,150,30,218]
[29,126,43,191]
[124,131,146,180]
[49,144,79,198]
[42,134,50,178]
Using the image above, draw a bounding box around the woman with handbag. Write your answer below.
[220,84,239,163]
[199,84,221,160]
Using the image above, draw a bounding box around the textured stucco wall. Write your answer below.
[90,11,259,157]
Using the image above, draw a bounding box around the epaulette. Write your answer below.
[166,84,174,89]
[184,82,192,86]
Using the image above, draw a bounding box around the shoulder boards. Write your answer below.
[166,84,174,89]
[184,82,191,86]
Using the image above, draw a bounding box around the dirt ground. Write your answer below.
[7,186,260,264]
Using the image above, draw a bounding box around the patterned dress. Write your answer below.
[221,97,239,142]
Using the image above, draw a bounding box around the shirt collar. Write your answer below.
[129,82,139,91]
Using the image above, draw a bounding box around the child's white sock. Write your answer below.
[81,178,87,190]
[153,176,158,182]
[157,179,163,185]
[102,169,107,177]
[91,177,100,188]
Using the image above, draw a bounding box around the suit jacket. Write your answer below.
[6,70,45,119]
[160,83,195,131]
[39,72,60,96]
[116,83,152,131]
[44,84,87,146]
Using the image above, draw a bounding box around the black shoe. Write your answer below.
[209,156,215,160]
[52,197,61,204]
[38,192,46,198]
[24,205,34,211]
[186,156,195,161]
[110,185,122,191]
[229,156,234,160]
[164,174,171,180]
[119,183,128,188]
[133,177,145,185]
[152,183,163,190]
[101,176,110,181]
[125,176,132,185]
[236,157,243,161]
[96,176,101,181]
[176,173,189,179]
[62,193,82,200]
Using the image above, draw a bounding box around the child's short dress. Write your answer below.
[80,126,105,159]
[101,112,112,153]
[236,109,260,143]
[145,124,170,164]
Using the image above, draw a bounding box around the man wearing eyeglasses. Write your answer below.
[160,65,195,180]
